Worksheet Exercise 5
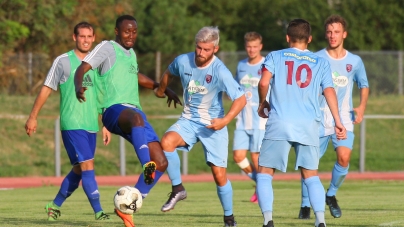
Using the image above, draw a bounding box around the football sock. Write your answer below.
[263,211,273,225]
[82,170,102,213]
[217,180,233,216]
[301,178,311,207]
[134,170,164,198]
[130,127,151,165]
[304,176,325,213]
[327,162,349,196]
[257,173,273,213]
[172,183,185,193]
[53,170,81,207]
[247,171,257,182]
[315,211,325,226]
[164,150,182,186]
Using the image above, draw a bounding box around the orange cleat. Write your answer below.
[114,208,135,227]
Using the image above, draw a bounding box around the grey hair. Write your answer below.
[195,26,220,46]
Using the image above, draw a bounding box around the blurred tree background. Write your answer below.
[1,0,403,94]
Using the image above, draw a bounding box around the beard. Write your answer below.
[195,52,214,67]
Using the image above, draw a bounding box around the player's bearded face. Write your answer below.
[74,28,95,53]
[195,42,218,67]
[325,23,347,49]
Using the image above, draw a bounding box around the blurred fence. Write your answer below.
[1,51,403,96]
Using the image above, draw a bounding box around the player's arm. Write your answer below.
[257,68,272,118]
[74,62,92,102]
[323,87,346,140]
[353,87,369,124]
[25,86,52,136]
[207,94,246,131]
[153,69,173,98]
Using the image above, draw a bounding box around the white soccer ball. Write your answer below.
[113,186,143,214]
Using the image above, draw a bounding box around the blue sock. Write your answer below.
[304,176,325,213]
[53,170,81,207]
[131,127,151,165]
[164,150,182,186]
[256,173,273,213]
[327,162,349,196]
[82,170,102,213]
[217,180,233,216]
[301,178,311,207]
[247,171,257,182]
[135,170,164,198]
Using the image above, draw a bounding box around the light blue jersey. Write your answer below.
[316,49,369,136]
[235,57,268,130]
[262,48,333,146]
[169,52,244,125]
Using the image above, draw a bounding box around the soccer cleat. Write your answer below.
[143,161,157,185]
[224,215,237,227]
[44,202,61,221]
[326,195,341,218]
[263,220,274,227]
[161,190,187,212]
[95,211,111,220]
[115,208,135,227]
[298,206,311,219]
[316,223,326,227]
[250,191,258,203]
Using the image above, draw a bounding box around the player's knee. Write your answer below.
[233,152,245,163]
[130,113,145,127]
[154,155,168,171]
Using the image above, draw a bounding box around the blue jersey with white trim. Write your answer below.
[235,57,268,130]
[262,48,333,146]
[169,52,244,125]
[316,49,369,136]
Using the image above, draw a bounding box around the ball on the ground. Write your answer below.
[113,186,143,214]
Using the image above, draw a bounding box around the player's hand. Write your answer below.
[153,87,166,98]
[164,88,182,108]
[206,118,227,131]
[353,106,365,124]
[102,126,111,145]
[76,86,88,102]
[257,101,270,118]
[25,118,37,137]
[334,123,347,140]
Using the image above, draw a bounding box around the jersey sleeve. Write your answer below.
[319,59,333,91]
[168,56,181,77]
[43,55,70,91]
[262,52,276,75]
[219,65,244,101]
[83,41,115,70]
[354,59,369,88]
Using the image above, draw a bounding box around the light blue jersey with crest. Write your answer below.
[316,49,369,136]
[262,48,333,146]
[169,52,244,125]
[235,57,268,130]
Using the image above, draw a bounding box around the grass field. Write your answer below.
[1,93,404,176]
[0,180,403,226]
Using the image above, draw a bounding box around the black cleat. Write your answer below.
[326,195,341,218]
[298,206,311,219]
[317,223,326,227]
[224,215,237,227]
[263,220,274,227]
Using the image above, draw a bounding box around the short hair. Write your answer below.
[244,32,262,43]
[195,26,220,46]
[324,15,347,31]
[115,15,137,29]
[286,19,311,43]
[73,22,94,36]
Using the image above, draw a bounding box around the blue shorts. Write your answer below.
[258,139,320,172]
[166,118,229,167]
[233,129,264,152]
[102,104,159,144]
[319,131,355,157]
[61,130,96,166]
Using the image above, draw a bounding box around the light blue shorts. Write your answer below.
[166,118,229,167]
[61,130,96,166]
[233,129,265,152]
[258,139,320,172]
[320,131,355,157]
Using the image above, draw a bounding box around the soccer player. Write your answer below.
[25,22,111,221]
[74,15,182,227]
[256,19,347,227]
[298,15,369,219]
[233,31,268,203]
[154,26,246,227]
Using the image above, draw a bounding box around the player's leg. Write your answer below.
[257,139,291,227]
[326,131,354,218]
[296,143,325,227]
[160,119,196,212]
[299,135,330,219]
[249,129,264,203]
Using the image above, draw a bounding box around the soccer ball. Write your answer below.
[113,186,143,214]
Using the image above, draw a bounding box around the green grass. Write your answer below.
[0,180,403,226]
[1,92,404,176]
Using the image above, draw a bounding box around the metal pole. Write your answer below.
[120,136,126,176]
[54,118,61,177]
[155,51,161,82]
[28,52,33,95]
[182,151,188,175]
[398,51,403,95]
[359,119,366,173]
